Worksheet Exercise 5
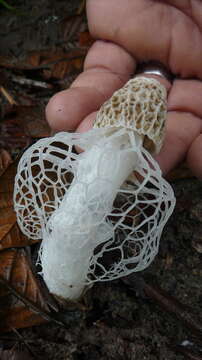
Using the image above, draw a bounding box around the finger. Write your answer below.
[187,134,202,179]
[76,111,97,133]
[168,79,202,118]
[155,78,202,175]
[46,40,136,131]
[155,111,202,175]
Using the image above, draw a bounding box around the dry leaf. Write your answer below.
[0,161,38,250]
[79,31,94,47]
[0,117,31,155]
[1,105,50,141]
[0,149,12,176]
[13,105,50,139]
[62,14,83,42]
[0,55,28,70]
[0,47,86,75]
[40,49,85,80]
[0,248,50,332]
[0,161,61,332]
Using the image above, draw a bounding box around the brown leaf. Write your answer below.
[0,161,37,250]
[0,248,50,332]
[50,59,72,80]
[0,55,25,70]
[0,48,86,75]
[0,149,12,177]
[40,49,85,80]
[0,117,31,155]
[13,105,50,139]
[0,163,62,332]
[0,159,17,192]
[62,14,83,43]
[79,31,94,47]
[1,105,50,142]
[27,52,41,67]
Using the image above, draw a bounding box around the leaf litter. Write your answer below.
[0,0,201,359]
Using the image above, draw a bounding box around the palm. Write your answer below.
[46,0,202,178]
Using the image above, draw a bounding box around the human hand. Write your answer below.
[46,0,202,178]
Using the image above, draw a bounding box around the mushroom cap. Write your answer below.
[93,76,167,154]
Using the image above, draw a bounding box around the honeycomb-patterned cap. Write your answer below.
[93,76,167,154]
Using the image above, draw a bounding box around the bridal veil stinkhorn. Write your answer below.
[14,77,176,301]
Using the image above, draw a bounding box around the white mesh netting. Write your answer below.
[14,129,175,288]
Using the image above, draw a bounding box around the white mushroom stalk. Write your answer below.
[14,77,176,301]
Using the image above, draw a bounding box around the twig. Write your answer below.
[64,15,83,42]
[174,345,202,360]
[12,75,53,89]
[12,328,36,358]
[143,282,202,339]
[77,0,86,15]
[0,276,68,329]
[30,53,85,70]
[0,86,18,105]
[122,275,202,339]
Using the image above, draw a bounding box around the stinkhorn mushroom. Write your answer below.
[14,77,176,301]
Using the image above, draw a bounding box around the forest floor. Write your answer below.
[0,1,201,359]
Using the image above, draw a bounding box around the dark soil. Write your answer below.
[0,1,201,359]
[0,0,82,57]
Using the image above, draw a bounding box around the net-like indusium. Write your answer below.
[14,77,176,300]
[14,128,175,296]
